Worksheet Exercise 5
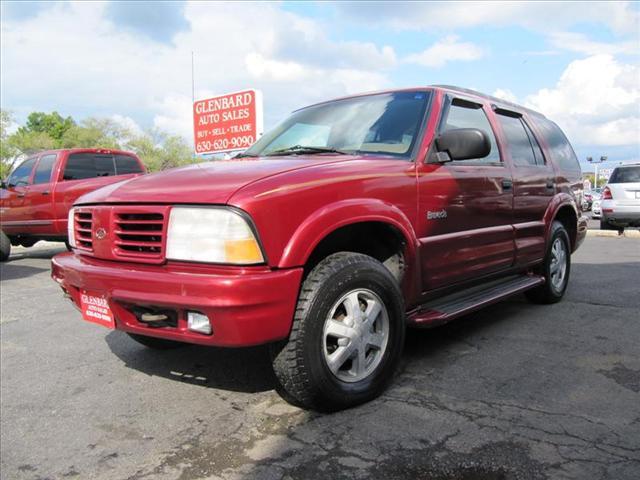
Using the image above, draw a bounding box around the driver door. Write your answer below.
[417,96,515,292]
[1,157,38,226]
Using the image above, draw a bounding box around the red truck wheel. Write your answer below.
[525,221,571,304]
[271,252,405,411]
[0,231,10,262]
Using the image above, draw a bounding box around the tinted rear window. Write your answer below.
[608,166,640,183]
[63,154,116,180]
[532,118,580,172]
[115,154,143,174]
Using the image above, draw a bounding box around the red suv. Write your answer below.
[51,86,587,410]
[1,148,145,260]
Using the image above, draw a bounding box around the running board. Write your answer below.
[408,274,544,327]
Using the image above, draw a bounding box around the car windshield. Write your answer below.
[608,166,640,183]
[243,91,430,159]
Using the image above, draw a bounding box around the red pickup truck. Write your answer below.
[1,148,145,260]
[51,86,587,410]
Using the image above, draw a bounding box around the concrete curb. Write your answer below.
[586,229,640,238]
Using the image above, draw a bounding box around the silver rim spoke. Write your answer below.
[322,288,390,383]
[550,238,568,290]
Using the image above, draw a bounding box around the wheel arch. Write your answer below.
[545,195,579,251]
[278,199,420,301]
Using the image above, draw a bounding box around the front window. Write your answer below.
[244,91,431,159]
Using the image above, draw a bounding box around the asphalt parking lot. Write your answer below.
[1,236,639,480]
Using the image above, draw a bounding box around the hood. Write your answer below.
[75,156,356,205]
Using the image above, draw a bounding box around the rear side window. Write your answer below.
[115,154,143,174]
[442,101,501,164]
[33,154,57,184]
[532,118,580,172]
[608,166,640,183]
[63,154,116,180]
[497,114,538,166]
[7,158,37,187]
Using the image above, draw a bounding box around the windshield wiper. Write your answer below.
[234,152,258,158]
[265,145,350,156]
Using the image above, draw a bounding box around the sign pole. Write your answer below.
[191,51,196,153]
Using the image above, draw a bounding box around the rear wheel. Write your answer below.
[271,252,405,411]
[0,231,10,262]
[127,333,186,350]
[526,221,571,304]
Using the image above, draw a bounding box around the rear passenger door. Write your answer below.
[494,110,555,266]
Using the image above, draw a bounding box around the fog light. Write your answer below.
[187,311,212,335]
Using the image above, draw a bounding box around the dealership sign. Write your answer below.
[193,89,263,154]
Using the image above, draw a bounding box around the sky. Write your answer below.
[1,0,639,171]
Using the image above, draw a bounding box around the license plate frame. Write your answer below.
[79,290,115,329]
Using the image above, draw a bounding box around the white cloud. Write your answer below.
[245,53,310,82]
[0,1,395,143]
[493,89,518,103]
[404,35,484,68]
[110,114,144,137]
[152,95,193,141]
[337,1,639,35]
[526,55,639,146]
[548,32,640,56]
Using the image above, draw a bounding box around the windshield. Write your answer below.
[244,90,430,159]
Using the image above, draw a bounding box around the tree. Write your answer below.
[1,110,198,176]
[0,110,18,177]
[19,111,75,142]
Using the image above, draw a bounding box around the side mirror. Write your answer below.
[435,128,491,161]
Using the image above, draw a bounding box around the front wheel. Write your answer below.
[526,221,571,304]
[271,252,406,411]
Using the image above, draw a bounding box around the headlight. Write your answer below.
[67,208,76,248]
[166,207,264,264]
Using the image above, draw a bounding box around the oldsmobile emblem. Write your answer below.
[95,228,107,240]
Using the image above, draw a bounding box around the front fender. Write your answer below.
[279,198,418,269]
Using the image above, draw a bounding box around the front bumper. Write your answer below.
[51,252,303,347]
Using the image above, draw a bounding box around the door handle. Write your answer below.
[502,179,513,190]
[545,180,554,190]
[42,191,50,195]
[17,192,25,198]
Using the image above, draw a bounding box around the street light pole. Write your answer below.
[587,156,608,189]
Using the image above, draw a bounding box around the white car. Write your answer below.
[600,164,640,231]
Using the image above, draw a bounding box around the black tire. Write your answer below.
[600,218,621,233]
[271,252,406,411]
[0,231,10,262]
[525,221,571,304]
[127,333,186,350]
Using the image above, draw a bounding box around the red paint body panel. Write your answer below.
[1,148,145,239]
[52,252,303,347]
[50,86,586,347]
